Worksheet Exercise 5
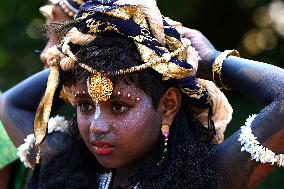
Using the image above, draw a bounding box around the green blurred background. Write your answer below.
[0,0,283,188]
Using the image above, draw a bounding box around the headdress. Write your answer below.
[35,0,232,149]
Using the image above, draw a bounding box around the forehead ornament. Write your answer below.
[79,63,113,102]
[87,72,113,102]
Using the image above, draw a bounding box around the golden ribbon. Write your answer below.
[34,66,60,146]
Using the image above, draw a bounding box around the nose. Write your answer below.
[89,121,110,135]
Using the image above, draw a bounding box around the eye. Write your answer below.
[111,102,132,113]
[77,102,94,113]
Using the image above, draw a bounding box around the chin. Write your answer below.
[87,144,126,168]
[96,157,122,169]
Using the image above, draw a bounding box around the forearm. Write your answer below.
[213,57,284,188]
[0,165,11,189]
[0,69,63,147]
[183,28,284,188]
[0,106,35,147]
[216,99,284,188]
[198,53,284,105]
[0,69,70,169]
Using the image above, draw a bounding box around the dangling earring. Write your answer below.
[161,124,170,159]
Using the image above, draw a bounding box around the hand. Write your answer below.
[177,27,219,67]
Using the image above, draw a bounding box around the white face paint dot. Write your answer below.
[95,100,101,120]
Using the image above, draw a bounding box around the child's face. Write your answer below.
[75,79,163,168]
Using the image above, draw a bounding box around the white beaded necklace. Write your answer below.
[99,172,112,189]
[98,171,140,189]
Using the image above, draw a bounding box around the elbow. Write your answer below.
[0,93,7,120]
[271,77,284,102]
[0,91,16,122]
[275,87,284,102]
[279,99,284,115]
[271,99,284,123]
[264,91,284,106]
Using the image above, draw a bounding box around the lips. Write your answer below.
[91,141,114,155]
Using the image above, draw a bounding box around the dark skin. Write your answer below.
[0,29,284,188]
[0,165,11,189]
[0,4,71,189]
[0,4,71,164]
[0,70,70,163]
[181,28,284,188]
[75,79,180,187]
[0,71,181,188]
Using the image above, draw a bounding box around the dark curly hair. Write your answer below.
[28,35,220,189]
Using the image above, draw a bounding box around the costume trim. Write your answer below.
[17,116,69,168]
[238,114,284,166]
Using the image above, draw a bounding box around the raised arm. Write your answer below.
[0,70,49,147]
[181,28,284,188]
[0,69,70,168]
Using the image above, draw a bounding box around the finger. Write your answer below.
[176,27,201,39]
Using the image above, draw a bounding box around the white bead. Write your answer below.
[239,114,284,168]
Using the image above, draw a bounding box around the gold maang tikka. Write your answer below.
[79,62,113,101]
[87,72,113,102]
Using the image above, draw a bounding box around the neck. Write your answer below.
[112,164,140,188]
[112,144,160,188]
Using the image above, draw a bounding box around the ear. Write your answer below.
[158,87,181,126]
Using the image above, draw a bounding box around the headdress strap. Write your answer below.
[34,59,61,145]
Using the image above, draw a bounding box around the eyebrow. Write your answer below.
[74,91,138,101]
[74,92,90,99]
[109,93,124,100]
[110,93,141,102]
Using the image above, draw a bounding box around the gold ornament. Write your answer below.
[87,72,113,102]
[161,124,170,133]
[212,49,240,90]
